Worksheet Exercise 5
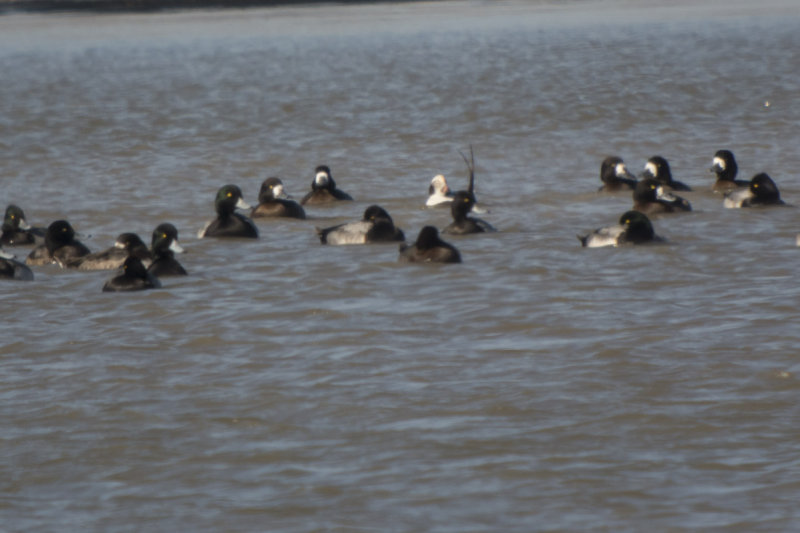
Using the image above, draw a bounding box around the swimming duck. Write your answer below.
[67,233,151,270]
[148,223,187,277]
[642,156,691,191]
[300,165,354,205]
[317,205,405,245]
[198,184,259,239]
[398,225,461,263]
[578,210,664,248]
[1,204,45,246]
[26,220,92,267]
[0,247,34,280]
[251,177,306,219]
[425,172,489,213]
[102,256,161,292]
[710,150,749,193]
[633,178,692,215]
[442,190,496,235]
[426,174,454,207]
[598,156,637,192]
[723,173,785,208]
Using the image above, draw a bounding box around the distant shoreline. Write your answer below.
[0,0,432,15]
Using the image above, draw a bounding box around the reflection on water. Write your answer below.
[1,1,800,530]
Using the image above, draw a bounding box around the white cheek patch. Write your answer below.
[273,184,286,198]
[645,161,658,176]
[114,240,127,249]
[169,240,185,254]
[431,174,447,193]
[615,163,628,176]
[713,156,726,170]
[315,172,329,186]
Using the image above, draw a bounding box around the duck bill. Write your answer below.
[471,203,490,214]
[235,197,252,210]
[0,248,16,259]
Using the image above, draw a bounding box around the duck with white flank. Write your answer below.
[723,173,785,208]
[579,211,664,248]
[317,205,404,245]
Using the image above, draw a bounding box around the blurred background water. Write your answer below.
[1,0,799,530]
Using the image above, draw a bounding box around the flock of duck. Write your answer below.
[578,150,788,247]
[0,150,491,290]
[0,148,790,289]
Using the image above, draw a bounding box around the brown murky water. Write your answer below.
[2,0,800,530]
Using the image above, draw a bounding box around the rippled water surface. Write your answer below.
[2,1,800,530]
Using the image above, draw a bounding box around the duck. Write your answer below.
[426,174,454,207]
[632,178,692,215]
[642,156,691,191]
[442,191,496,235]
[102,256,160,292]
[598,156,637,192]
[26,220,92,267]
[198,184,259,239]
[398,226,461,263]
[300,165,353,205]
[251,177,306,219]
[723,173,785,208]
[0,247,34,280]
[1,204,45,246]
[317,205,405,245]
[578,211,664,248]
[710,150,749,193]
[147,223,187,277]
[67,232,151,270]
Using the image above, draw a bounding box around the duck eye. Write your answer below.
[753,183,759,188]
[227,192,233,197]
[650,184,655,189]
[162,233,168,239]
